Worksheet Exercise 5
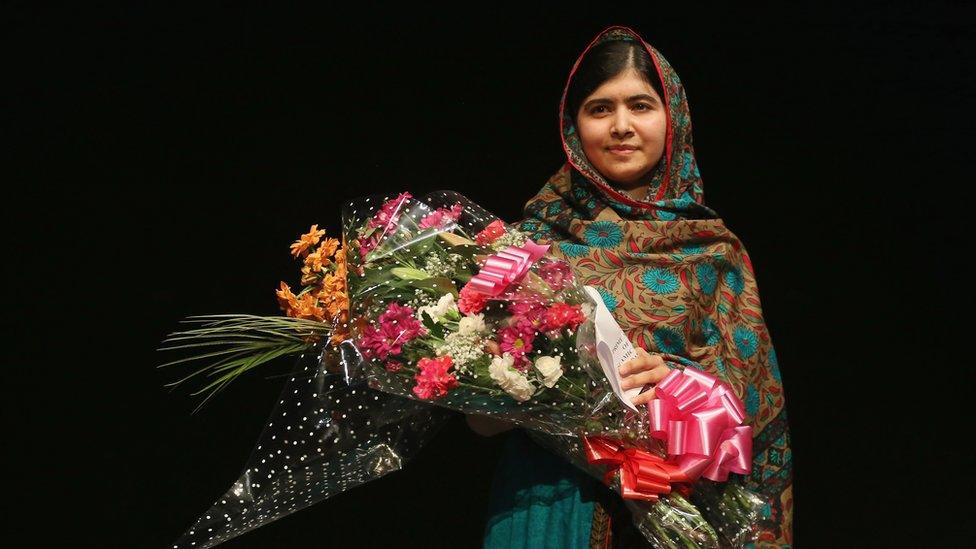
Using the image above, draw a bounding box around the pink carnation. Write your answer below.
[475,219,506,246]
[358,323,404,361]
[412,356,459,400]
[379,302,426,339]
[499,325,535,369]
[458,283,488,314]
[419,202,463,230]
[543,302,586,332]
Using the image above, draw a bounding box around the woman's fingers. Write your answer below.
[619,348,671,403]
[620,364,671,390]
[619,348,665,376]
[631,387,656,406]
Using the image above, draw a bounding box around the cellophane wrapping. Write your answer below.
[340,190,766,547]
[173,190,765,548]
[173,345,453,548]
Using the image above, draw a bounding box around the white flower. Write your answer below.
[533,355,563,388]
[489,353,535,402]
[458,313,487,335]
[417,293,458,323]
[433,331,484,372]
[490,230,528,251]
[435,293,458,316]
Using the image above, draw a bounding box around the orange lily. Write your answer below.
[290,224,326,258]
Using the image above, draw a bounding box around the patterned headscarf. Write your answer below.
[517,26,793,547]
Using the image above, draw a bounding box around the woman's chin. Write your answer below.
[604,172,646,188]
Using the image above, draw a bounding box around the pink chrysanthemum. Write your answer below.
[357,323,404,361]
[379,302,426,340]
[368,192,413,232]
[412,356,459,400]
[419,202,463,230]
[358,302,427,361]
[499,325,535,369]
[508,299,547,333]
[358,232,381,261]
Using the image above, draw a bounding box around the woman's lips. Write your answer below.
[608,147,638,156]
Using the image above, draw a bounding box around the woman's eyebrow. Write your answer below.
[582,94,659,109]
[628,94,658,104]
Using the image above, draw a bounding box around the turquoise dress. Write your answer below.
[482,429,601,549]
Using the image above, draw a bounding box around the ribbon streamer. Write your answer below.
[468,240,550,296]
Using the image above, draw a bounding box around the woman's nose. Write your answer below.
[610,111,634,138]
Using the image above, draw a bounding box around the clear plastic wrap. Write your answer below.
[525,430,767,548]
[166,189,766,548]
[342,190,632,437]
[339,190,766,547]
[172,346,453,548]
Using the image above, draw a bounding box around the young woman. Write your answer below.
[469,26,794,548]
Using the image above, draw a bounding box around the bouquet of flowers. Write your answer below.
[161,190,766,548]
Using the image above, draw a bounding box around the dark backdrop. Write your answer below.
[5,4,972,547]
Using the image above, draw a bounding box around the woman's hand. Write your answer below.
[619,347,672,406]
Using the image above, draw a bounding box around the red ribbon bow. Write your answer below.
[582,437,691,502]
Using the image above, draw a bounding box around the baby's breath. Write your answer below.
[434,331,485,374]
[491,230,528,250]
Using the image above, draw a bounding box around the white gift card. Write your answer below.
[583,286,642,412]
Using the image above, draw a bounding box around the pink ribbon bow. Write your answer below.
[468,240,550,296]
[646,367,753,482]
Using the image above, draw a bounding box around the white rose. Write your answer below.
[434,292,458,317]
[533,355,563,388]
[416,304,441,323]
[417,293,458,324]
[489,353,535,402]
[458,313,487,335]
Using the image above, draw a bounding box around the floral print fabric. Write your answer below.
[517,26,793,547]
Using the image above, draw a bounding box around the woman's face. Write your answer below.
[575,67,667,188]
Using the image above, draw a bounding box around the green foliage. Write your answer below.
[157,314,328,412]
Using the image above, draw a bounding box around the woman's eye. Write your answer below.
[633,103,652,111]
[590,106,609,114]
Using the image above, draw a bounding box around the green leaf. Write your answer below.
[391,267,430,280]
[413,276,459,297]
[156,314,328,411]
[421,311,444,339]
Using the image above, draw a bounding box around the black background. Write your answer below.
[5,3,972,547]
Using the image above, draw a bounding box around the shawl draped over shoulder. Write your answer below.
[488,26,793,548]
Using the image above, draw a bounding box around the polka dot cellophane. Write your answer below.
[172,346,453,548]
[172,189,765,548]
[173,190,632,547]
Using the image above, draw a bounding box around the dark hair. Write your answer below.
[566,40,664,124]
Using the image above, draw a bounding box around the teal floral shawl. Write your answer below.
[516,26,794,547]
